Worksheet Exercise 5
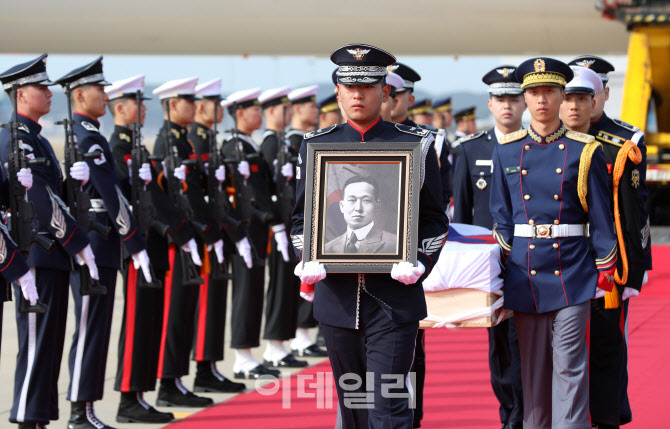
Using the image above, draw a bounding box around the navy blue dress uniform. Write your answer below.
[490,58,618,429]
[220,91,281,367]
[0,55,93,427]
[53,60,148,422]
[568,55,653,429]
[151,78,223,406]
[258,87,302,348]
[291,44,449,429]
[186,79,247,392]
[451,65,525,429]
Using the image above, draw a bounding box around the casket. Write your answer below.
[420,288,510,328]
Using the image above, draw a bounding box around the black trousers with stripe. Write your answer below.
[157,245,199,379]
[263,239,299,341]
[589,296,625,427]
[67,266,118,402]
[114,262,165,393]
[192,248,229,362]
[10,268,70,424]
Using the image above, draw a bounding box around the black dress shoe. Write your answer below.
[264,354,309,368]
[234,364,281,379]
[116,392,174,424]
[292,344,328,358]
[194,361,246,393]
[156,378,214,408]
[68,401,115,429]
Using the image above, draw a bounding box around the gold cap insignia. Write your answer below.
[534,59,546,73]
[387,64,399,72]
[347,48,370,61]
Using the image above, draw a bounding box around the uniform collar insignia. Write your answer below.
[197,126,208,139]
[119,133,131,142]
[81,121,99,132]
[528,123,566,144]
[170,128,180,139]
[18,123,30,133]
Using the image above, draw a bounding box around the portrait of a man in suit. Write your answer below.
[324,175,398,254]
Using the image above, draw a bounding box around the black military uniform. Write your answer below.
[285,126,326,356]
[187,80,248,392]
[291,44,449,429]
[0,55,92,428]
[257,88,307,368]
[220,93,283,377]
[106,75,196,423]
[569,55,653,429]
[53,59,148,429]
[451,65,526,429]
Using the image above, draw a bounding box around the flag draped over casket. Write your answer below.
[421,223,512,328]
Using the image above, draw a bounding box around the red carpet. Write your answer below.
[168,245,670,429]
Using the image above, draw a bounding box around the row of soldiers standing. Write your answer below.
[0,55,332,429]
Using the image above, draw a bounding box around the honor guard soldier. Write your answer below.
[285,85,328,358]
[490,57,618,429]
[152,77,217,408]
[187,78,247,393]
[257,86,309,369]
[54,57,149,429]
[317,93,342,129]
[408,98,434,126]
[0,163,37,356]
[568,55,652,429]
[221,88,286,379]
[388,62,420,124]
[452,65,527,429]
[106,75,197,423]
[432,97,454,136]
[380,71,404,122]
[291,43,449,429]
[0,54,100,429]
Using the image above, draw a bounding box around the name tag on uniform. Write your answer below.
[504,166,520,174]
[475,160,492,166]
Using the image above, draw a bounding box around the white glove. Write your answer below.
[70,161,90,185]
[139,163,152,185]
[280,162,294,180]
[17,168,33,190]
[594,287,607,299]
[391,261,425,285]
[181,238,202,266]
[622,287,639,300]
[236,237,253,269]
[174,165,187,182]
[237,161,250,179]
[215,165,226,183]
[131,250,153,283]
[294,261,326,285]
[300,291,315,302]
[75,244,100,280]
[206,239,225,264]
[17,270,38,305]
[272,225,290,263]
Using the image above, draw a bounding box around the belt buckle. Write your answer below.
[536,224,552,239]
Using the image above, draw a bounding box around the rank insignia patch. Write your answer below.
[632,169,640,188]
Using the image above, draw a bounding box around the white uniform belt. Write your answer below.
[513,223,589,239]
[89,199,107,212]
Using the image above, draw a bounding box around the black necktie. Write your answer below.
[345,233,358,253]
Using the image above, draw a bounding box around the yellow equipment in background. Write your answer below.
[600,0,670,223]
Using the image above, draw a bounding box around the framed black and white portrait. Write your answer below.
[303,142,421,273]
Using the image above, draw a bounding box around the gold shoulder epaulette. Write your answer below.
[499,129,527,145]
[566,130,595,144]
